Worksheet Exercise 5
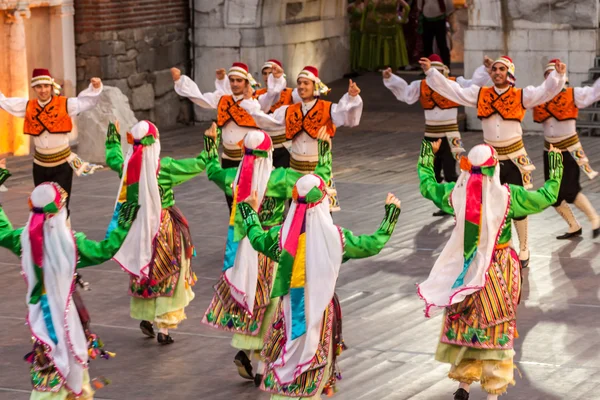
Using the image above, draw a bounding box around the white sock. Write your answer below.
[554,201,581,232]
[574,193,600,229]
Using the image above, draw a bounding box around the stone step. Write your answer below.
[578,108,600,114]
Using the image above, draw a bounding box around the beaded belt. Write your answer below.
[544,134,579,151]
[270,134,288,145]
[494,140,524,156]
[223,147,243,159]
[34,147,72,164]
[424,123,459,134]
[290,158,318,173]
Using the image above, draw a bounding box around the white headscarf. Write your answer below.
[224,130,274,314]
[21,183,88,395]
[112,121,162,278]
[271,174,343,385]
[417,145,510,317]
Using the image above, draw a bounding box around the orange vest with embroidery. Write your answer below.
[253,88,294,114]
[23,96,73,136]
[477,86,526,122]
[532,88,578,123]
[420,78,460,110]
[285,100,337,140]
[216,95,258,129]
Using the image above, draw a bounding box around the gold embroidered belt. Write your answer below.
[270,134,288,145]
[223,147,243,159]
[34,147,72,164]
[424,123,459,134]
[290,158,318,173]
[544,134,579,151]
[494,140,524,156]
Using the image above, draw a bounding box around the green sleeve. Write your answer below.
[265,140,332,199]
[509,151,563,219]
[0,207,22,256]
[158,151,209,188]
[417,140,455,215]
[105,122,125,177]
[203,135,236,196]
[75,202,139,268]
[239,202,281,260]
[342,203,400,262]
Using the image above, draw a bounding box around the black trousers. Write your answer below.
[221,158,241,212]
[499,159,526,221]
[423,18,451,67]
[33,162,74,212]
[425,136,458,183]
[544,150,581,205]
[272,147,291,169]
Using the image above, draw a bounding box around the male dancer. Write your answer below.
[172,63,259,210]
[0,68,103,213]
[533,59,600,239]
[383,54,490,216]
[240,66,363,212]
[422,55,567,267]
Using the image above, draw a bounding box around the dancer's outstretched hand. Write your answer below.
[385,193,401,209]
[272,64,284,79]
[483,55,494,70]
[216,68,227,80]
[419,57,431,72]
[431,139,442,154]
[348,80,361,96]
[555,60,567,76]
[316,126,331,147]
[243,190,260,211]
[91,78,102,89]
[0,159,6,170]
[204,122,217,140]
[171,67,181,82]
[382,68,393,79]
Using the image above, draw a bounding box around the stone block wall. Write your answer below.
[192,0,349,121]
[463,0,600,132]
[74,0,192,128]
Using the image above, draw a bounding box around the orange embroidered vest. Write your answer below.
[285,100,337,140]
[532,88,578,123]
[23,96,73,136]
[477,87,526,122]
[420,78,460,110]
[216,95,258,129]
[253,88,294,114]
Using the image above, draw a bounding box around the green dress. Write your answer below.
[0,185,136,400]
[105,123,209,328]
[202,137,332,350]
[237,201,401,399]
[417,141,563,364]
[348,2,365,72]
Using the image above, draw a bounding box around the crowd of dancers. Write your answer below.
[0,52,597,400]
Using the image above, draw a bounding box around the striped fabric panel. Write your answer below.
[424,124,459,133]
[544,134,580,151]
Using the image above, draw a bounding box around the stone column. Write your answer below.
[50,2,79,143]
[7,7,31,156]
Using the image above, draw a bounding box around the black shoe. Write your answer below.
[520,258,530,269]
[593,227,600,239]
[453,388,469,400]
[157,332,174,345]
[234,350,254,380]
[139,321,155,338]
[254,373,263,387]
[556,228,583,240]
[432,209,451,217]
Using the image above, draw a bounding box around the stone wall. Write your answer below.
[74,0,192,129]
[463,0,599,132]
[192,0,349,121]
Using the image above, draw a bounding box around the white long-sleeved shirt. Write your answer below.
[383,65,490,124]
[541,79,600,140]
[175,75,250,158]
[240,93,363,160]
[0,83,103,150]
[425,67,566,144]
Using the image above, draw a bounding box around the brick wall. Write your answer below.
[74,0,192,128]
[75,0,188,32]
